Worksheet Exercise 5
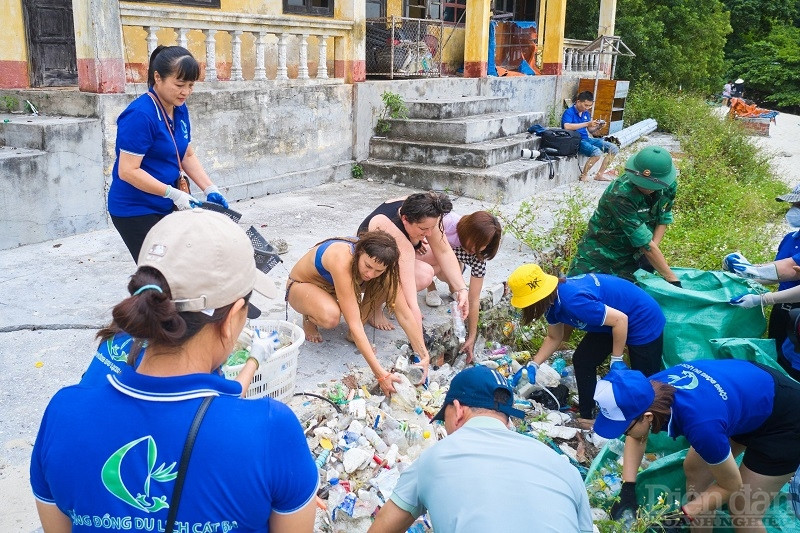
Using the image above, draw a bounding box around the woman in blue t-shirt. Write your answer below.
[108,45,229,262]
[32,210,317,533]
[508,264,665,428]
[594,360,800,531]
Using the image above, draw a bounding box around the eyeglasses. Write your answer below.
[623,417,641,437]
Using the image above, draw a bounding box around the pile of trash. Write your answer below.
[287,344,611,532]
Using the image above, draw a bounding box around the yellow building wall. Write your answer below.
[2,0,28,62]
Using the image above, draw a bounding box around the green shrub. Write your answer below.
[626,81,786,269]
[375,91,409,136]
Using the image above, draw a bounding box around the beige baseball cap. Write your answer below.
[138,209,278,318]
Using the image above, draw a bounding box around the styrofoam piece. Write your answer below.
[343,447,372,473]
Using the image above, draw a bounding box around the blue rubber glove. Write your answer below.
[729,294,762,308]
[510,367,527,388]
[203,185,229,209]
[722,252,751,273]
[610,355,628,371]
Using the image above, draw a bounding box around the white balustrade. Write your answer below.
[203,29,217,81]
[317,36,328,79]
[146,26,159,57]
[563,41,603,73]
[254,31,267,81]
[298,34,309,80]
[276,33,289,80]
[119,2,352,83]
[177,28,189,49]
[231,30,243,81]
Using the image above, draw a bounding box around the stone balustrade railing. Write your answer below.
[119,3,354,82]
[563,38,601,73]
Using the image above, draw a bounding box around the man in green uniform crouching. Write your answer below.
[568,145,681,286]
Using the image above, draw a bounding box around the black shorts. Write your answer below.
[732,364,800,476]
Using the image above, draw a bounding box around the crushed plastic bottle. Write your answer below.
[449,301,466,342]
[327,478,348,518]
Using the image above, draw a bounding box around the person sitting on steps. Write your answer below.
[562,90,620,182]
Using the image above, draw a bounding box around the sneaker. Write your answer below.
[425,291,442,307]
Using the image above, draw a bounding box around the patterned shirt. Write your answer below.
[568,176,677,281]
[443,213,487,278]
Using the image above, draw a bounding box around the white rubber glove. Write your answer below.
[729,294,762,308]
[164,185,197,211]
[735,263,780,283]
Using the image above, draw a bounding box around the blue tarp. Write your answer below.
[488,20,537,77]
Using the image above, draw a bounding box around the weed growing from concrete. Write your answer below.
[0,95,19,112]
[351,164,364,179]
[495,188,594,276]
[375,91,409,135]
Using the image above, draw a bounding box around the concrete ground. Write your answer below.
[2,117,795,532]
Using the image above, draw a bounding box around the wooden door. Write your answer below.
[23,0,78,87]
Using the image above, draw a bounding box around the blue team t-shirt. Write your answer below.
[80,333,144,387]
[775,230,800,291]
[545,273,665,345]
[653,360,775,465]
[31,371,318,532]
[561,105,591,140]
[108,90,192,217]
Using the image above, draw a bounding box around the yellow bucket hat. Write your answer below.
[508,264,559,309]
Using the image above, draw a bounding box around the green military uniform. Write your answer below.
[568,176,677,281]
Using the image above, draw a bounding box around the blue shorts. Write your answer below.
[579,137,619,157]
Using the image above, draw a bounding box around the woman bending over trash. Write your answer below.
[417,210,502,362]
[286,230,430,395]
[507,264,665,429]
[594,360,800,532]
[357,191,469,332]
[31,210,317,533]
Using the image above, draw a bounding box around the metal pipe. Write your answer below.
[605,118,657,148]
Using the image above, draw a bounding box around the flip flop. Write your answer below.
[593,175,614,182]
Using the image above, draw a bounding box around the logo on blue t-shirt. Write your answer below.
[664,369,699,390]
[180,120,188,140]
[101,436,177,513]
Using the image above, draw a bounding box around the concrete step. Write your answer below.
[404,96,510,119]
[361,154,581,204]
[0,114,99,151]
[369,133,541,168]
[384,111,544,144]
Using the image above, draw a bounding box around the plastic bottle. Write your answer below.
[363,426,388,453]
[449,301,466,342]
[606,439,625,456]
[327,479,348,516]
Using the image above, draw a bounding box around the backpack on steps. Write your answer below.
[540,128,581,156]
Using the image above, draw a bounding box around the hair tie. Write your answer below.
[133,284,163,296]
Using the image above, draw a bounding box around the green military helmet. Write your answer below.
[622,146,676,190]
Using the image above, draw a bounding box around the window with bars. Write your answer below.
[442,0,466,23]
[283,0,334,17]
[366,0,385,18]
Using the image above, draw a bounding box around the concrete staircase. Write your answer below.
[361,96,580,203]
[0,114,107,249]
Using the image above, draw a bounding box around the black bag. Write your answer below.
[540,128,581,156]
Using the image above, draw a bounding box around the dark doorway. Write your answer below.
[22,0,78,87]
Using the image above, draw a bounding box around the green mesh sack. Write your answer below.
[634,268,768,367]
